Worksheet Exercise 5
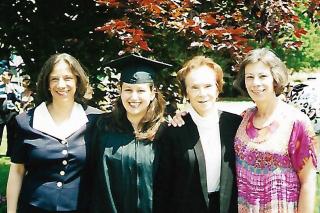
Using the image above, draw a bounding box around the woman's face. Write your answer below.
[22,79,30,88]
[1,71,12,83]
[121,82,155,120]
[244,61,276,103]
[185,65,218,117]
[49,61,77,104]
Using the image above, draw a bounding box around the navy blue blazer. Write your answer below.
[11,105,101,212]
[154,111,242,213]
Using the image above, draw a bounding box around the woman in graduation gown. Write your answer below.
[91,54,171,213]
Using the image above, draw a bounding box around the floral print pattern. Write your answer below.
[235,102,317,212]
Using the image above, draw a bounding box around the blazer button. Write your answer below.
[57,182,63,188]
[61,140,68,145]
[60,171,65,176]
[62,160,68,165]
[62,150,68,155]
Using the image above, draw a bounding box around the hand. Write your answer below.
[168,110,187,127]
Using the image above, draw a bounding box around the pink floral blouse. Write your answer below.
[235,102,317,213]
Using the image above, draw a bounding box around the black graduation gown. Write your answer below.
[91,115,159,213]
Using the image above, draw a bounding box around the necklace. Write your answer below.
[246,109,279,144]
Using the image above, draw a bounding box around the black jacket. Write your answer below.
[11,106,101,211]
[154,111,242,213]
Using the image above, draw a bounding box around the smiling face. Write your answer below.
[49,61,77,104]
[185,65,218,117]
[2,71,13,84]
[244,61,276,103]
[22,79,30,88]
[120,82,155,121]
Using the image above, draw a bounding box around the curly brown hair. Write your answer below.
[36,53,89,105]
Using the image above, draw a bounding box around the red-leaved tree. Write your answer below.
[95,0,319,105]
[95,0,318,62]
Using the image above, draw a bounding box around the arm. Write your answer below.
[315,135,320,172]
[288,117,318,213]
[297,157,317,213]
[6,163,25,213]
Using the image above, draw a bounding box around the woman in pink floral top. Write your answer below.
[234,48,318,213]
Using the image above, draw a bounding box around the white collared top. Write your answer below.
[33,102,88,140]
[188,105,221,193]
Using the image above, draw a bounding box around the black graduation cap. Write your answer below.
[106,54,172,84]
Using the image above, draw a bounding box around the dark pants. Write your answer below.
[18,204,87,213]
[0,115,16,156]
[0,123,4,145]
[208,191,220,213]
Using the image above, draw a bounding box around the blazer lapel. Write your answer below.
[194,138,209,207]
[218,111,234,212]
[185,114,209,207]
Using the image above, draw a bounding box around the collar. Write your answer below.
[33,102,88,139]
[187,104,219,128]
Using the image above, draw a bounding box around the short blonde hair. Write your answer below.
[234,48,288,96]
[177,56,224,97]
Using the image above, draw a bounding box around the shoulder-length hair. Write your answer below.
[234,48,288,96]
[177,55,224,97]
[101,83,166,141]
[36,53,89,105]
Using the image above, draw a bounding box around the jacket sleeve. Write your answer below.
[10,117,26,163]
[86,113,105,212]
[153,127,175,213]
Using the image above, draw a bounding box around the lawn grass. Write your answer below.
[0,156,9,213]
[0,130,9,212]
[219,96,252,102]
[0,130,10,213]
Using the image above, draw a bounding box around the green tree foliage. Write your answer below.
[274,0,320,71]
[285,22,320,70]
[0,0,116,106]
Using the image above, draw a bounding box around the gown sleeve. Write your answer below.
[153,125,175,213]
[288,114,317,172]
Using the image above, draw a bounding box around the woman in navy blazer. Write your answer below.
[154,56,242,213]
[6,53,101,213]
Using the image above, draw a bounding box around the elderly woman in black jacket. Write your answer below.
[154,56,242,213]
